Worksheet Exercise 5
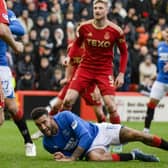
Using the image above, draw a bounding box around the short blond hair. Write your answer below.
[93,0,108,5]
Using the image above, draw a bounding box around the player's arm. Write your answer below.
[0,23,24,53]
[114,32,128,88]
[116,33,128,74]
[57,112,94,161]
[8,10,25,36]
[68,25,84,59]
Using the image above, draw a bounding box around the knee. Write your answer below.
[88,154,103,161]
[63,98,73,110]
[7,104,18,115]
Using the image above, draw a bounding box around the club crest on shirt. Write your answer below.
[2,13,8,21]
[104,32,110,40]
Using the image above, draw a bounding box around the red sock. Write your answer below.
[0,102,4,108]
[110,115,120,124]
[148,102,156,109]
[12,110,23,121]
[49,110,56,116]
[101,115,106,122]
[152,135,161,147]
[112,154,120,161]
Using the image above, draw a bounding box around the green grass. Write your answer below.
[0,120,168,168]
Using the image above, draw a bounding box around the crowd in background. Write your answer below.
[6,0,168,93]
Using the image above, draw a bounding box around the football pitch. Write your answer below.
[0,120,168,168]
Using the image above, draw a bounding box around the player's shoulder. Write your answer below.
[107,20,123,35]
[78,19,93,28]
[7,9,15,17]
[158,41,166,48]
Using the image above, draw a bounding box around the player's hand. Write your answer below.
[56,157,75,162]
[114,73,124,88]
[60,78,68,86]
[14,41,24,54]
[163,62,168,72]
[54,152,66,160]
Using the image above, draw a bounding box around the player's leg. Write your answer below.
[87,146,159,162]
[0,81,5,125]
[92,105,106,122]
[103,95,121,124]
[1,66,36,156]
[120,127,168,151]
[82,85,106,122]
[5,98,36,156]
[96,74,121,124]
[63,89,79,110]
[144,81,166,133]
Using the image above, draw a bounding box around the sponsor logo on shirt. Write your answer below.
[64,137,78,151]
[71,120,78,130]
[104,32,110,40]
[87,39,111,48]
[159,53,168,61]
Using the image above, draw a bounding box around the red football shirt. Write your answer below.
[0,0,9,24]
[68,19,128,74]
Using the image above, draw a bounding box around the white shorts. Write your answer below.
[150,81,168,100]
[87,123,122,153]
[0,66,15,98]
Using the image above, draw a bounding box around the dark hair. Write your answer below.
[31,107,48,120]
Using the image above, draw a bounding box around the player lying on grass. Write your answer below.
[30,107,166,162]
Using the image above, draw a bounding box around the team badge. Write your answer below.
[104,32,110,40]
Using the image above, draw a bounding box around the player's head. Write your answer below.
[93,0,108,5]
[93,0,108,21]
[31,107,57,136]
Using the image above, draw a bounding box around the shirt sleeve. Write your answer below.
[8,10,25,36]
[63,112,94,151]
[68,26,84,58]
[116,34,128,73]
[0,0,9,24]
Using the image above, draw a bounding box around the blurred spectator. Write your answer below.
[4,0,168,91]
[47,12,62,36]
[35,57,53,90]
[53,28,66,63]
[38,1,49,19]
[139,55,157,86]
[136,25,149,46]
[40,27,51,41]
[49,1,63,24]
[33,16,46,37]
[149,38,159,65]
[27,1,38,19]
[18,9,34,33]
[51,65,64,91]
[17,71,34,90]
[129,41,141,84]
[16,52,35,80]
